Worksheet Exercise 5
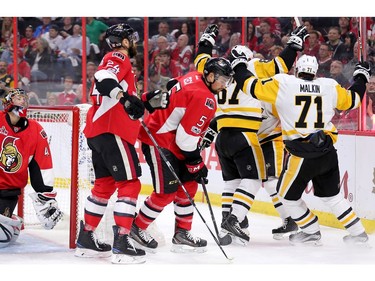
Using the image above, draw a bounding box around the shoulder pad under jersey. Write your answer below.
[112,52,125,61]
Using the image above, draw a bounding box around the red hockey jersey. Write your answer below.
[83,51,140,145]
[0,112,53,190]
[139,71,216,160]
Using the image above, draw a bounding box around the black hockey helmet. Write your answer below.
[203,57,234,87]
[105,23,139,49]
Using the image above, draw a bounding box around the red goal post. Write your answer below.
[18,104,93,249]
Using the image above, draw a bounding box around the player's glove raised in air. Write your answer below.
[353,61,371,82]
[287,25,309,51]
[185,157,208,184]
[119,91,145,120]
[199,127,218,149]
[141,90,169,113]
[199,24,219,47]
[29,191,63,230]
[228,45,254,69]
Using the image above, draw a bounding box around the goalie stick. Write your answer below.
[140,120,233,261]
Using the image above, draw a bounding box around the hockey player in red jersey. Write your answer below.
[129,56,233,253]
[75,23,168,264]
[0,88,62,248]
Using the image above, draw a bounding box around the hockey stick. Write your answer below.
[140,120,233,261]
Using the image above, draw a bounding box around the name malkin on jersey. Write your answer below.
[300,84,320,93]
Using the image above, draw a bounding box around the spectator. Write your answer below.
[269,45,283,59]
[1,17,12,47]
[42,24,64,57]
[170,34,193,74]
[256,18,273,44]
[29,37,54,82]
[27,90,42,105]
[150,35,170,65]
[215,21,231,56]
[155,49,183,79]
[46,92,58,106]
[329,60,350,88]
[179,21,195,50]
[20,25,37,62]
[326,26,348,62]
[86,17,108,63]
[76,61,97,103]
[254,32,277,60]
[33,17,52,38]
[338,17,356,43]
[7,49,31,90]
[247,22,258,51]
[56,76,78,105]
[303,30,321,58]
[224,32,241,59]
[316,43,333,78]
[148,67,170,92]
[55,24,90,82]
[0,60,14,99]
[59,17,75,37]
[150,21,176,50]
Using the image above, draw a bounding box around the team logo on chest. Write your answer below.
[0,136,22,173]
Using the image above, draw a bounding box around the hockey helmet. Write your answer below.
[105,23,139,49]
[204,57,234,87]
[1,88,29,116]
[296,54,319,76]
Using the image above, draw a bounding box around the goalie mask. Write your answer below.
[105,23,139,58]
[296,54,319,77]
[1,88,29,118]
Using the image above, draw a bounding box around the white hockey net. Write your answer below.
[21,104,93,248]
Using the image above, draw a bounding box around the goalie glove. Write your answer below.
[141,90,169,113]
[287,25,309,51]
[199,24,219,47]
[353,61,371,83]
[29,191,63,230]
[199,127,218,149]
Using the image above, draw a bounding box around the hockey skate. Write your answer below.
[343,232,369,245]
[112,225,146,264]
[130,223,158,253]
[272,216,298,240]
[221,214,250,246]
[171,228,207,253]
[289,230,322,246]
[74,220,112,258]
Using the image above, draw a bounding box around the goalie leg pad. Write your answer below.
[0,214,23,248]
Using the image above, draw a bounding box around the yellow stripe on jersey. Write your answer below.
[217,117,262,131]
[273,139,284,177]
[335,85,361,111]
[194,53,210,74]
[279,155,304,197]
[242,131,266,179]
[245,77,279,104]
[218,106,263,114]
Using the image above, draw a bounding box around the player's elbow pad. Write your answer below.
[95,78,122,97]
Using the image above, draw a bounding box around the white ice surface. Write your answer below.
[1,195,374,280]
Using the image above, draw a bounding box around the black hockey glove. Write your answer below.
[353,61,371,83]
[287,25,309,51]
[119,91,145,120]
[141,90,169,113]
[199,127,218,149]
[199,24,219,47]
[185,157,208,184]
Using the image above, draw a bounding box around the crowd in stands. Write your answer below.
[1,16,375,129]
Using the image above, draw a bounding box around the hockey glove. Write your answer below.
[185,157,208,184]
[199,127,218,149]
[199,24,219,47]
[353,61,371,83]
[287,25,309,51]
[228,45,254,64]
[141,90,169,113]
[119,91,145,120]
[29,191,63,230]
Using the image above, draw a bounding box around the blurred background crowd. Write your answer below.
[1,16,375,130]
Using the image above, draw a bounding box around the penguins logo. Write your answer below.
[0,136,22,172]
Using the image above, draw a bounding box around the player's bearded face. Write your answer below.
[128,43,137,58]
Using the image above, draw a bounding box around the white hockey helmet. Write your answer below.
[296,54,319,76]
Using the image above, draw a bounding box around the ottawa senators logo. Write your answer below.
[0,136,22,173]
